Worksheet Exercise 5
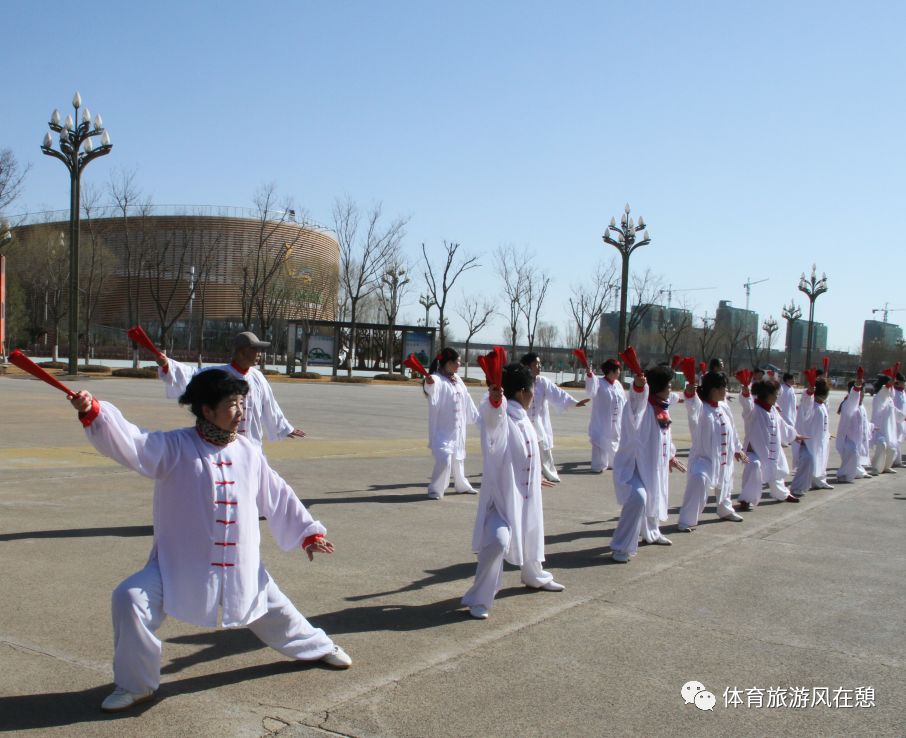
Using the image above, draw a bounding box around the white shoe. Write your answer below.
[813,480,834,490]
[100,686,155,713]
[537,580,565,592]
[457,487,478,495]
[719,512,744,522]
[469,605,489,619]
[652,534,673,546]
[677,525,696,533]
[321,645,352,668]
[612,551,630,563]
[427,493,442,500]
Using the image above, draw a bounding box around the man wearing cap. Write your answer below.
[155,331,305,446]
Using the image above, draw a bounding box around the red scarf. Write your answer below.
[649,396,671,429]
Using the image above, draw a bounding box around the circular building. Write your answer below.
[11,206,339,358]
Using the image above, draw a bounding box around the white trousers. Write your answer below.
[428,450,472,498]
[789,442,827,492]
[540,448,561,482]
[678,467,735,529]
[611,471,662,555]
[739,450,790,505]
[836,439,866,481]
[111,558,335,694]
[591,442,616,473]
[461,508,553,611]
[870,441,897,474]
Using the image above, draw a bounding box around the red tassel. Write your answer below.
[680,356,697,384]
[734,368,753,386]
[699,361,706,376]
[572,348,589,370]
[671,354,681,370]
[478,346,507,389]
[618,346,643,376]
[856,366,864,383]
[403,353,429,378]
[127,326,165,360]
[803,368,818,388]
[9,349,76,396]
[822,356,829,375]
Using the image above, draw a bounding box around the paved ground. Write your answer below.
[0,374,903,737]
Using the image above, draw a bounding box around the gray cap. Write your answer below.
[233,331,270,350]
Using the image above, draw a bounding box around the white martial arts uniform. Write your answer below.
[424,372,479,498]
[777,383,798,429]
[462,396,555,610]
[836,387,870,481]
[79,400,335,694]
[159,360,295,446]
[892,387,906,466]
[790,390,831,492]
[528,375,579,481]
[678,391,742,528]
[870,385,903,474]
[610,384,677,555]
[738,393,796,505]
[585,374,627,472]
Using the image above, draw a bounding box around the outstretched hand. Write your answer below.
[69,390,93,414]
[155,352,168,369]
[289,428,306,439]
[575,398,590,408]
[734,450,750,464]
[669,457,687,473]
[541,479,556,488]
[305,538,335,561]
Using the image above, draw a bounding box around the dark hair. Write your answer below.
[520,352,540,366]
[601,359,621,375]
[502,363,533,399]
[708,357,724,371]
[874,375,891,394]
[697,371,728,402]
[752,366,764,374]
[178,369,249,420]
[782,372,794,382]
[645,365,674,394]
[751,378,780,402]
[814,378,830,399]
[896,372,905,382]
[429,347,459,374]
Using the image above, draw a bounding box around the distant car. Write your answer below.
[308,347,332,360]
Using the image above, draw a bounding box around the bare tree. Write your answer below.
[334,197,408,377]
[455,296,495,378]
[568,259,618,362]
[292,269,340,373]
[697,312,720,365]
[108,169,154,367]
[494,244,530,353]
[420,240,479,349]
[625,268,663,347]
[0,149,29,214]
[718,320,750,375]
[655,302,694,363]
[536,322,559,366]
[377,255,412,374]
[521,264,550,352]
[80,186,116,363]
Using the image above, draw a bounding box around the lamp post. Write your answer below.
[381,265,410,373]
[0,221,12,363]
[603,203,650,351]
[40,91,112,375]
[797,265,828,371]
[781,301,801,374]
[761,316,778,367]
[418,293,434,328]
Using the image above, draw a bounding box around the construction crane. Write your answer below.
[743,276,769,313]
[658,284,715,311]
[872,303,906,323]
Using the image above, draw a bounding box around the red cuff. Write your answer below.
[489,397,502,408]
[806,388,815,396]
[684,387,695,398]
[302,533,325,550]
[79,398,101,427]
[160,363,169,374]
[632,382,645,393]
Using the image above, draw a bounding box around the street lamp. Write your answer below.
[762,316,778,366]
[603,203,650,351]
[381,265,410,373]
[418,293,435,328]
[41,91,112,375]
[797,264,828,371]
[780,301,801,374]
[0,220,12,363]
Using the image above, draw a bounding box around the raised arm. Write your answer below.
[158,357,199,400]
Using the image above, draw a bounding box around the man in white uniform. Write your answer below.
[155,331,305,447]
[585,359,627,473]
[68,370,350,713]
[520,352,588,483]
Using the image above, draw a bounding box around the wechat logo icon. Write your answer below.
[682,680,716,711]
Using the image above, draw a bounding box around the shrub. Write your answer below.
[79,365,113,374]
[113,366,159,378]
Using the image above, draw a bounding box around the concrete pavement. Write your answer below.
[0,375,903,737]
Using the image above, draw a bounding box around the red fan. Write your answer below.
[699,361,706,376]
[856,366,864,383]
[8,349,76,397]
[127,326,166,361]
[403,353,429,378]
[478,346,507,389]
[670,354,681,370]
[572,348,589,371]
[803,368,818,388]
[680,356,697,385]
[822,356,829,375]
[618,346,643,376]
[734,368,753,386]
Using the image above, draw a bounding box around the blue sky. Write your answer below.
[4,1,905,352]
